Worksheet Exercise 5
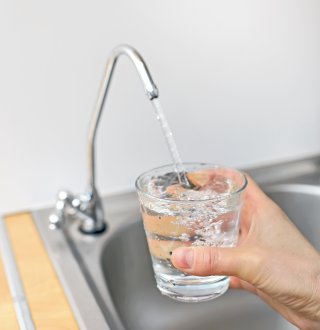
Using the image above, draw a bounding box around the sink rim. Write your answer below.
[265,183,320,196]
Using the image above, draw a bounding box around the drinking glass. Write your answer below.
[135,163,247,302]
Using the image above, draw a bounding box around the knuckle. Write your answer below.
[208,248,220,274]
[193,247,219,276]
[309,271,320,320]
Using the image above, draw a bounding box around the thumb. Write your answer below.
[171,246,262,283]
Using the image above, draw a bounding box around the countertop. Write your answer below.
[0,212,78,329]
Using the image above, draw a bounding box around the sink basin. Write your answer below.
[265,184,320,250]
[32,155,320,329]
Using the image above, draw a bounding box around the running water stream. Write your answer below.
[151,98,190,187]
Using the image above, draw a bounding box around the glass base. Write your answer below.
[156,274,230,303]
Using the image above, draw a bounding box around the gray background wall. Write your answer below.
[1,0,320,213]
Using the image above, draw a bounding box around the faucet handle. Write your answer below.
[49,213,63,230]
[49,190,73,230]
[49,189,106,234]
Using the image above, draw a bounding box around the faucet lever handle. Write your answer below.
[49,189,106,234]
[49,190,75,230]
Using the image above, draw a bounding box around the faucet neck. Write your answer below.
[87,44,159,190]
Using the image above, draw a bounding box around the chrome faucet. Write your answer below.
[49,45,159,234]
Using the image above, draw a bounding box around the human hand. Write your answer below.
[171,176,320,329]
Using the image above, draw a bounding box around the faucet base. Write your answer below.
[79,222,107,235]
[49,189,107,235]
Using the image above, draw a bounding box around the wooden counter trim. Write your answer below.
[0,250,19,329]
[4,212,79,329]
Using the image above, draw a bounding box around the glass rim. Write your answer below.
[135,163,248,203]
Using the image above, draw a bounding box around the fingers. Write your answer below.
[243,173,265,196]
[171,246,263,284]
[242,173,271,208]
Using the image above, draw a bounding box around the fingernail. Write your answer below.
[172,248,194,269]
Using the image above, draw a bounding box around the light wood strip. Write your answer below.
[4,213,78,330]
[0,251,19,329]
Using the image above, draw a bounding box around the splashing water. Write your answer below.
[151,98,189,187]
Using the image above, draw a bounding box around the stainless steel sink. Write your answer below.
[32,155,320,330]
[265,184,320,250]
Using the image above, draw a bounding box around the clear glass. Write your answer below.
[135,163,247,302]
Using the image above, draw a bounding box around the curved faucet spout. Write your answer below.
[87,44,159,189]
[49,45,159,235]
